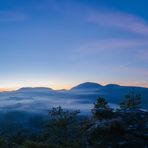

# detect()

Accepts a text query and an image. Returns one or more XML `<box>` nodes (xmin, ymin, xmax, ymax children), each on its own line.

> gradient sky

<box><xmin>0</xmin><ymin>0</ymin><xmax>148</xmax><ymax>90</ymax></box>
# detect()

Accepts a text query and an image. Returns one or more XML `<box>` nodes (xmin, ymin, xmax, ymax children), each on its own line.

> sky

<box><xmin>0</xmin><ymin>0</ymin><xmax>148</xmax><ymax>90</ymax></box>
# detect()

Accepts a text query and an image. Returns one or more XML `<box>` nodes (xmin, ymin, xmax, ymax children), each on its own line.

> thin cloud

<box><xmin>0</xmin><ymin>11</ymin><xmax>28</xmax><ymax>22</ymax></box>
<box><xmin>88</xmin><ymin>10</ymin><xmax>148</xmax><ymax>36</ymax></box>
<box><xmin>76</xmin><ymin>39</ymin><xmax>148</xmax><ymax>54</ymax></box>
<box><xmin>136</xmin><ymin>49</ymin><xmax>148</xmax><ymax>61</ymax></box>
<box><xmin>38</xmin><ymin>0</ymin><xmax>148</xmax><ymax>36</ymax></box>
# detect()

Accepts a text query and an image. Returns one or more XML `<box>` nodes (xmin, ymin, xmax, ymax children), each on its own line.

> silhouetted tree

<box><xmin>120</xmin><ymin>89</ymin><xmax>142</xmax><ymax>110</ymax></box>
<box><xmin>0</xmin><ymin>137</ymin><xmax>8</xmax><ymax>148</ymax></box>
<box><xmin>22</xmin><ymin>140</ymin><xmax>49</xmax><ymax>148</ymax></box>
<box><xmin>92</xmin><ymin>97</ymin><xmax>113</xmax><ymax>120</ymax></box>
<box><xmin>45</xmin><ymin>106</ymin><xmax>81</xmax><ymax>148</ymax></box>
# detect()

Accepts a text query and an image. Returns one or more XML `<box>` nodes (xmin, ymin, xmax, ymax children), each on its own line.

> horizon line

<box><xmin>0</xmin><ymin>82</ymin><xmax>148</xmax><ymax>92</ymax></box>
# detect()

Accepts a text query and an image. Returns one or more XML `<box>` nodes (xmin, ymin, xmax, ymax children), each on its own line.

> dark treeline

<box><xmin>0</xmin><ymin>90</ymin><xmax>148</xmax><ymax>148</ymax></box>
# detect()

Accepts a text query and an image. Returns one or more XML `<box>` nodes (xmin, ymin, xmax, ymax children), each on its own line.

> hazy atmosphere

<box><xmin>0</xmin><ymin>1</ymin><xmax>148</xmax><ymax>147</ymax></box>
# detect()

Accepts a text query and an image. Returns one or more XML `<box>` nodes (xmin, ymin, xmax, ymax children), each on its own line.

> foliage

<box><xmin>120</xmin><ymin>89</ymin><xmax>142</xmax><ymax>110</ymax></box>
<box><xmin>0</xmin><ymin>93</ymin><xmax>147</xmax><ymax>147</ymax></box>
<box><xmin>45</xmin><ymin>106</ymin><xmax>81</xmax><ymax>148</ymax></box>
<box><xmin>21</xmin><ymin>140</ymin><xmax>49</xmax><ymax>148</ymax></box>
<box><xmin>0</xmin><ymin>137</ymin><xmax>8</xmax><ymax>148</ymax></box>
<box><xmin>92</xmin><ymin>97</ymin><xmax>113</xmax><ymax>120</ymax></box>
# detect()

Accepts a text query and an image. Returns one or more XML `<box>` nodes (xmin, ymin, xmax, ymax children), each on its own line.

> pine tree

<box><xmin>45</xmin><ymin>106</ymin><xmax>81</xmax><ymax>148</ymax></box>
<box><xmin>92</xmin><ymin>97</ymin><xmax>113</xmax><ymax>120</ymax></box>
<box><xmin>120</xmin><ymin>89</ymin><xmax>142</xmax><ymax>110</ymax></box>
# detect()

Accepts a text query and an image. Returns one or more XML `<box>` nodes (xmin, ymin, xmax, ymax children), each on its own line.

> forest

<box><xmin>0</xmin><ymin>91</ymin><xmax>148</xmax><ymax>148</ymax></box>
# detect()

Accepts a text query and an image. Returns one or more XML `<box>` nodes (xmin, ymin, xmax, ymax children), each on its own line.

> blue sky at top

<box><xmin>0</xmin><ymin>0</ymin><xmax>148</xmax><ymax>90</ymax></box>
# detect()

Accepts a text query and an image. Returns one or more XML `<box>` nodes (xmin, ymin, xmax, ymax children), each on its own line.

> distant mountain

<box><xmin>0</xmin><ymin>82</ymin><xmax>147</xmax><ymax>113</ymax></box>
<box><xmin>57</xmin><ymin>89</ymin><xmax>67</xmax><ymax>92</ymax></box>
<box><xmin>105</xmin><ymin>84</ymin><xmax>121</xmax><ymax>87</ymax></box>
<box><xmin>70</xmin><ymin>82</ymin><xmax>148</xmax><ymax>108</ymax></box>
<box><xmin>71</xmin><ymin>82</ymin><xmax>103</xmax><ymax>91</ymax></box>
<box><xmin>17</xmin><ymin>87</ymin><xmax>53</xmax><ymax>92</ymax></box>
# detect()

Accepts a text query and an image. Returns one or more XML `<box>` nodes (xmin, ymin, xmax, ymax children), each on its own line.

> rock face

<box><xmin>85</xmin><ymin>110</ymin><xmax>148</xmax><ymax>147</ymax></box>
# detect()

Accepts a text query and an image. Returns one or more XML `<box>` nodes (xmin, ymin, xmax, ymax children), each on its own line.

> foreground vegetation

<box><xmin>0</xmin><ymin>90</ymin><xmax>148</xmax><ymax>148</ymax></box>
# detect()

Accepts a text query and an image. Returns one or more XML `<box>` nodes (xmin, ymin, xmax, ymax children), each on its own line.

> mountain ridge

<box><xmin>17</xmin><ymin>87</ymin><xmax>53</xmax><ymax>92</ymax></box>
<box><xmin>1</xmin><ymin>82</ymin><xmax>148</xmax><ymax>93</ymax></box>
<box><xmin>70</xmin><ymin>82</ymin><xmax>103</xmax><ymax>91</ymax></box>
<box><xmin>0</xmin><ymin>82</ymin><xmax>147</xmax><ymax>111</ymax></box>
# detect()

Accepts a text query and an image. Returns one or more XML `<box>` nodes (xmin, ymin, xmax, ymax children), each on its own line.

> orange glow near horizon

<box><xmin>0</xmin><ymin>82</ymin><xmax>148</xmax><ymax>92</ymax></box>
<box><xmin>0</xmin><ymin>84</ymin><xmax>75</xmax><ymax>92</ymax></box>
<box><xmin>0</xmin><ymin>88</ymin><xmax>17</xmax><ymax>92</ymax></box>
